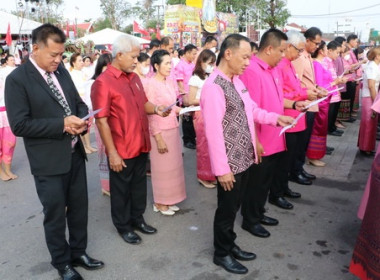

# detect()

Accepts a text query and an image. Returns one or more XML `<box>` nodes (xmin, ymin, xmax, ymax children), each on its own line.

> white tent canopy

<box><xmin>78</xmin><ymin>28</ymin><xmax>150</xmax><ymax>45</ymax></box>
<box><xmin>0</xmin><ymin>11</ymin><xmax>42</xmax><ymax>35</ymax></box>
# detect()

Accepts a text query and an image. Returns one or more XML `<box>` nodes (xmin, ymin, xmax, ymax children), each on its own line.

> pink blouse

<box><xmin>322</xmin><ymin>57</ymin><xmax>341</xmax><ymax>103</ymax></box>
<box><xmin>144</xmin><ymin>76</ymin><xmax>180</xmax><ymax>136</ymax></box>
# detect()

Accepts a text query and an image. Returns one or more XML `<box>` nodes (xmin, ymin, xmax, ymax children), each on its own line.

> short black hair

<box><xmin>32</xmin><ymin>23</ymin><xmax>66</xmax><ymax>46</ymax></box>
<box><xmin>216</xmin><ymin>34</ymin><xmax>250</xmax><ymax>66</ymax></box>
<box><xmin>150</xmin><ymin>49</ymin><xmax>170</xmax><ymax>72</ymax></box>
<box><xmin>347</xmin><ymin>34</ymin><xmax>358</xmax><ymax>43</ymax></box>
<box><xmin>149</xmin><ymin>39</ymin><xmax>161</xmax><ymax>50</ymax></box>
<box><xmin>160</xmin><ymin>36</ymin><xmax>173</xmax><ymax>47</ymax></box>
<box><xmin>250</xmin><ymin>42</ymin><xmax>258</xmax><ymax>51</ymax></box>
<box><xmin>327</xmin><ymin>41</ymin><xmax>340</xmax><ymax>50</ymax></box>
<box><xmin>5</xmin><ymin>55</ymin><xmax>14</xmax><ymax>62</ymax></box>
<box><xmin>137</xmin><ymin>52</ymin><xmax>150</xmax><ymax>63</ymax></box>
<box><xmin>304</xmin><ymin>27</ymin><xmax>322</xmax><ymax>40</ymax></box>
<box><xmin>184</xmin><ymin>44</ymin><xmax>197</xmax><ymax>54</ymax></box>
<box><xmin>258</xmin><ymin>28</ymin><xmax>288</xmax><ymax>51</ymax></box>
<box><xmin>334</xmin><ymin>36</ymin><xmax>346</xmax><ymax>45</ymax></box>
<box><xmin>178</xmin><ymin>49</ymin><xmax>184</xmax><ymax>58</ymax></box>
<box><xmin>203</xmin><ymin>36</ymin><xmax>217</xmax><ymax>47</ymax></box>
<box><xmin>354</xmin><ymin>47</ymin><xmax>364</xmax><ymax>60</ymax></box>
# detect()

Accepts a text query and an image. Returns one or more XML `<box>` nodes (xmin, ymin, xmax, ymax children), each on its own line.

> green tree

<box><xmin>255</xmin><ymin>0</ymin><xmax>290</xmax><ymax>28</ymax></box>
<box><xmin>93</xmin><ymin>17</ymin><xmax>113</xmax><ymax>32</ymax></box>
<box><xmin>99</xmin><ymin>0</ymin><xmax>127</xmax><ymax>30</ymax></box>
<box><xmin>166</xmin><ymin>0</ymin><xmax>186</xmax><ymax>4</ymax></box>
<box><xmin>122</xmin><ymin>24</ymin><xmax>133</xmax><ymax>34</ymax></box>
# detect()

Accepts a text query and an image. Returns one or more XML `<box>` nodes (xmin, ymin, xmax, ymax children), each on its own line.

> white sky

<box><xmin>2</xmin><ymin>0</ymin><xmax>379</xmax><ymax>40</ymax></box>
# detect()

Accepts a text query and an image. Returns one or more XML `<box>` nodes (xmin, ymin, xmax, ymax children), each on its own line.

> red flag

<box><xmin>133</xmin><ymin>21</ymin><xmax>149</xmax><ymax>36</ymax></box>
<box><xmin>5</xmin><ymin>23</ymin><xmax>12</xmax><ymax>46</ymax></box>
<box><xmin>156</xmin><ymin>26</ymin><xmax>161</xmax><ymax>40</ymax></box>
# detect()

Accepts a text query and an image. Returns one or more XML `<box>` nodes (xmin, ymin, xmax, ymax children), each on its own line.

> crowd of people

<box><xmin>1</xmin><ymin>22</ymin><xmax>380</xmax><ymax>280</ymax></box>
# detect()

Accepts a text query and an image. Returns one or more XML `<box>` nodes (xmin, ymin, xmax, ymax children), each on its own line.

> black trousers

<box><xmin>214</xmin><ymin>166</ymin><xmax>251</xmax><ymax>257</ymax></box>
<box><xmin>293</xmin><ymin>111</ymin><xmax>315</xmax><ymax>174</ymax></box>
<box><xmin>346</xmin><ymin>81</ymin><xmax>357</xmax><ymax>115</ymax></box>
<box><xmin>269</xmin><ymin>151</ymin><xmax>289</xmax><ymax>199</ymax></box>
<box><xmin>241</xmin><ymin>155</ymin><xmax>277</xmax><ymax>227</ymax></box>
<box><xmin>328</xmin><ymin>102</ymin><xmax>341</xmax><ymax>133</ymax></box>
<box><xmin>110</xmin><ymin>153</ymin><xmax>148</xmax><ymax>234</ymax></box>
<box><xmin>182</xmin><ymin>114</ymin><xmax>196</xmax><ymax>145</ymax></box>
<box><xmin>285</xmin><ymin>130</ymin><xmax>307</xmax><ymax>178</ymax></box>
<box><xmin>34</xmin><ymin>148</ymin><xmax>88</xmax><ymax>270</ymax></box>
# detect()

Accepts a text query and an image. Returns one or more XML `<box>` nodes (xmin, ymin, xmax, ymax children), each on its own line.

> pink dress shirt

<box><xmin>334</xmin><ymin>56</ymin><xmax>347</xmax><ymax>92</ymax></box>
<box><xmin>144</xmin><ymin>77</ymin><xmax>180</xmax><ymax>136</ymax></box>
<box><xmin>174</xmin><ymin>58</ymin><xmax>195</xmax><ymax>93</ymax></box>
<box><xmin>240</xmin><ymin>56</ymin><xmax>286</xmax><ymax>156</ymax></box>
<box><xmin>276</xmin><ymin>58</ymin><xmax>307</xmax><ymax>132</ymax></box>
<box><xmin>313</xmin><ymin>60</ymin><xmax>335</xmax><ymax>92</ymax></box>
<box><xmin>322</xmin><ymin>57</ymin><xmax>341</xmax><ymax>103</ymax></box>
<box><xmin>346</xmin><ymin>50</ymin><xmax>359</xmax><ymax>81</ymax></box>
<box><xmin>201</xmin><ymin>68</ymin><xmax>279</xmax><ymax>176</ymax></box>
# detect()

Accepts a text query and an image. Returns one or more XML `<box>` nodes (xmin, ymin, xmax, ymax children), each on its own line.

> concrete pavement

<box><xmin>0</xmin><ymin>117</ymin><xmax>372</xmax><ymax>280</ymax></box>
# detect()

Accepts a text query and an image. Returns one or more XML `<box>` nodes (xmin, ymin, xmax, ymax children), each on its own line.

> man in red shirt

<box><xmin>91</xmin><ymin>35</ymin><xmax>170</xmax><ymax>245</ymax></box>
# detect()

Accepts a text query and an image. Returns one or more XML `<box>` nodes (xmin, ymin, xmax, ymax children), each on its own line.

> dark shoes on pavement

<box><xmin>72</xmin><ymin>254</ymin><xmax>104</xmax><ymax>271</ymax></box>
<box><xmin>242</xmin><ymin>223</ymin><xmax>270</xmax><ymax>238</ymax></box>
<box><xmin>301</xmin><ymin>170</ymin><xmax>316</xmax><ymax>180</ymax></box>
<box><xmin>328</xmin><ymin>130</ymin><xmax>343</xmax><ymax>136</ymax></box>
<box><xmin>133</xmin><ymin>221</ymin><xmax>157</xmax><ymax>234</ymax></box>
<box><xmin>289</xmin><ymin>173</ymin><xmax>312</xmax><ymax>185</ymax></box>
<box><xmin>120</xmin><ymin>231</ymin><xmax>142</xmax><ymax>245</ymax></box>
<box><xmin>269</xmin><ymin>197</ymin><xmax>294</xmax><ymax>210</ymax></box>
<box><xmin>284</xmin><ymin>188</ymin><xmax>301</xmax><ymax>199</ymax></box>
<box><xmin>58</xmin><ymin>265</ymin><xmax>83</xmax><ymax>280</ymax></box>
<box><xmin>260</xmin><ymin>215</ymin><xmax>279</xmax><ymax>226</ymax></box>
<box><xmin>213</xmin><ymin>245</ymin><xmax>256</xmax><ymax>274</ymax></box>
<box><xmin>184</xmin><ymin>142</ymin><xmax>196</xmax><ymax>149</ymax></box>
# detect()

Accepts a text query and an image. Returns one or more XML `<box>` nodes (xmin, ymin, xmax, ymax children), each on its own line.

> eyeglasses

<box><xmin>291</xmin><ymin>44</ymin><xmax>304</xmax><ymax>53</ymax></box>
<box><xmin>309</xmin><ymin>39</ymin><xmax>321</xmax><ymax>47</ymax></box>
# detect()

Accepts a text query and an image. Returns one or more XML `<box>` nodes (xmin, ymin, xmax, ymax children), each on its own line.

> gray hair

<box><xmin>286</xmin><ymin>30</ymin><xmax>306</xmax><ymax>46</ymax></box>
<box><xmin>112</xmin><ymin>35</ymin><xmax>140</xmax><ymax>58</ymax></box>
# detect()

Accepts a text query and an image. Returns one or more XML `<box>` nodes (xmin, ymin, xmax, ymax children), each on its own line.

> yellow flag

<box><xmin>186</xmin><ymin>0</ymin><xmax>202</xmax><ymax>8</ymax></box>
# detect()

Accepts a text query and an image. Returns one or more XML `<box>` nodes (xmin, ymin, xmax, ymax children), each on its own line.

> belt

<box><xmin>0</xmin><ymin>106</ymin><xmax>6</xmax><ymax>112</ymax></box>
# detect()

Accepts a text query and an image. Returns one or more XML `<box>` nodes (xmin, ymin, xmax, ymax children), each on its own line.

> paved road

<box><xmin>0</xmin><ymin>118</ymin><xmax>371</xmax><ymax>280</ymax></box>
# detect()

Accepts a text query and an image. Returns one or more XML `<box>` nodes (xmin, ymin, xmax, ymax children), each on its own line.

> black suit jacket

<box><xmin>4</xmin><ymin>59</ymin><xmax>88</xmax><ymax>176</ymax></box>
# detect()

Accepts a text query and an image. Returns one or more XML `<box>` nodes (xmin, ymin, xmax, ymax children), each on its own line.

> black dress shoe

<box><xmin>231</xmin><ymin>246</ymin><xmax>256</xmax><ymax>261</ymax></box>
<box><xmin>213</xmin><ymin>255</ymin><xmax>248</xmax><ymax>274</ymax></box>
<box><xmin>328</xmin><ymin>130</ymin><xmax>343</xmax><ymax>136</ymax></box>
<box><xmin>120</xmin><ymin>231</ymin><xmax>142</xmax><ymax>245</ymax></box>
<box><xmin>72</xmin><ymin>254</ymin><xmax>104</xmax><ymax>271</ymax></box>
<box><xmin>260</xmin><ymin>215</ymin><xmax>279</xmax><ymax>226</ymax></box>
<box><xmin>284</xmin><ymin>188</ymin><xmax>301</xmax><ymax>199</ymax></box>
<box><xmin>343</xmin><ymin>117</ymin><xmax>356</xmax><ymax>123</ymax></box>
<box><xmin>301</xmin><ymin>170</ymin><xmax>316</xmax><ymax>180</ymax></box>
<box><xmin>133</xmin><ymin>221</ymin><xmax>157</xmax><ymax>234</ymax></box>
<box><xmin>289</xmin><ymin>173</ymin><xmax>312</xmax><ymax>185</ymax></box>
<box><xmin>242</xmin><ymin>223</ymin><xmax>270</xmax><ymax>238</ymax></box>
<box><xmin>325</xmin><ymin>149</ymin><xmax>333</xmax><ymax>155</ymax></box>
<box><xmin>58</xmin><ymin>265</ymin><xmax>83</xmax><ymax>280</ymax></box>
<box><xmin>326</xmin><ymin>146</ymin><xmax>335</xmax><ymax>152</ymax></box>
<box><xmin>269</xmin><ymin>197</ymin><xmax>294</xmax><ymax>210</ymax></box>
<box><xmin>184</xmin><ymin>142</ymin><xmax>196</xmax><ymax>149</ymax></box>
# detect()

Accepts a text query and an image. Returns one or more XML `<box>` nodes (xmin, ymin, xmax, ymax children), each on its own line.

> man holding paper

<box><xmin>240</xmin><ymin>29</ymin><xmax>308</xmax><ymax>240</ymax></box>
<box><xmin>5</xmin><ymin>24</ymin><xmax>104</xmax><ymax>279</ymax></box>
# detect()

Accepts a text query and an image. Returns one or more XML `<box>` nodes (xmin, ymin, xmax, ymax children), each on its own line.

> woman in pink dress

<box><xmin>187</xmin><ymin>49</ymin><xmax>216</xmax><ymax>188</ymax></box>
<box><xmin>145</xmin><ymin>50</ymin><xmax>186</xmax><ymax>216</ymax></box>
<box><xmin>307</xmin><ymin>41</ymin><xmax>345</xmax><ymax>166</ymax></box>
<box><xmin>357</xmin><ymin>46</ymin><xmax>380</xmax><ymax>155</ymax></box>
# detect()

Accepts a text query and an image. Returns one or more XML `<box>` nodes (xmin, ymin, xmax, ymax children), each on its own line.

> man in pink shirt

<box><xmin>240</xmin><ymin>29</ymin><xmax>308</xmax><ymax>239</ymax></box>
<box><xmin>345</xmin><ymin>34</ymin><xmax>360</xmax><ymax>122</ymax></box>
<box><xmin>174</xmin><ymin>44</ymin><xmax>197</xmax><ymax>149</ymax></box>
<box><xmin>291</xmin><ymin>27</ymin><xmax>327</xmax><ymax>184</ymax></box>
<box><xmin>201</xmin><ymin>34</ymin><xmax>293</xmax><ymax>275</ymax></box>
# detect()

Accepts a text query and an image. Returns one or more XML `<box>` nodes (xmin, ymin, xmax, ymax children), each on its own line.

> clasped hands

<box><xmin>64</xmin><ymin>115</ymin><xmax>88</xmax><ymax>135</ymax></box>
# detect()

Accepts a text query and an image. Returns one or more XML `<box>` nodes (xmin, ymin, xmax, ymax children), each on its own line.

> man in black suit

<box><xmin>5</xmin><ymin>23</ymin><xmax>103</xmax><ymax>280</ymax></box>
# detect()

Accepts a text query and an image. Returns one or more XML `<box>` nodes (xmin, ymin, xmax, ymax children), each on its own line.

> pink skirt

<box><xmin>358</xmin><ymin>97</ymin><xmax>377</xmax><ymax>152</ymax></box>
<box><xmin>150</xmin><ymin>128</ymin><xmax>186</xmax><ymax>205</ymax></box>
<box><xmin>94</xmin><ymin>126</ymin><xmax>110</xmax><ymax>193</ymax></box>
<box><xmin>306</xmin><ymin>97</ymin><xmax>331</xmax><ymax>160</ymax></box>
<box><xmin>193</xmin><ymin>111</ymin><xmax>216</xmax><ymax>182</ymax></box>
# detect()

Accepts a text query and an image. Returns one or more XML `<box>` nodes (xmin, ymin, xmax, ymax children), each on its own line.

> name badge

<box><xmin>242</xmin><ymin>89</ymin><xmax>248</xmax><ymax>94</ymax></box>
